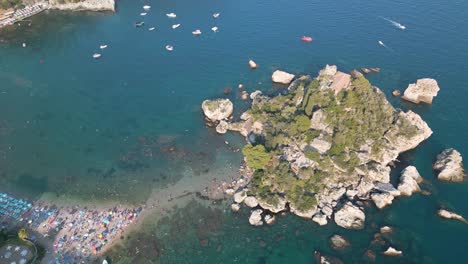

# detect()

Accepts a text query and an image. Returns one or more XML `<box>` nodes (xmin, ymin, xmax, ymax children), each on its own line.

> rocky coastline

<box><xmin>201</xmin><ymin>65</ymin><xmax>438</xmax><ymax>229</ymax></box>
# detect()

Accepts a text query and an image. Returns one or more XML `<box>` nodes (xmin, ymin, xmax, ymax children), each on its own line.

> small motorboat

<box><xmin>301</xmin><ymin>36</ymin><xmax>313</xmax><ymax>42</ymax></box>
<box><xmin>100</xmin><ymin>45</ymin><xmax>108</xmax><ymax>49</ymax></box>
<box><xmin>143</xmin><ymin>5</ymin><xmax>151</xmax><ymax>10</ymax></box>
<box><xmin>148</xmin><ymin>27</ymin><xmax>156</xmax><ymax>31</ymax></box>
<box><xmin>192</xmin><ymin>29</ymin><xmax>202</xmax><ymax>35</ymax></box>
<box><xmin>166</xmin><ymin>13</ymin><xmax>177</xmax><ymax>18</ymax></box>
<box><xmin>172</xmin><ymin>24</ymin><xmax>180</xmax><ymax>29</ymax></box>
<box><xmin>211</xmin><ymin>26</ymin><xmax>218</xmax><ymax>32</ymax></box>
<box><xmin>140</xmin><ymin>12</ymin><xmax>147</xmax><ymax>16</ymax></box>
<box><xmin>134</xmin><ymin>21</ymin><xmax>145</xmax><ymax>27</ymax></box>
<box><xmin>378</xmin><ymin>40</ymin><xmax>384</xmax><ymax>46</ymax></box>
<box><xmin>93</xmin><ymin>53</ymin><xmax>101</xmax><ymax>59</ymax></box>
<box><xmin>213</xmin><ymin>13</ymin><xmax>220</xmax><ymax>18</ymax></box>
<box><xmin>165</xmin><ymin>45</ymin><xmax>174</xmax><ymax>51</ymax></box>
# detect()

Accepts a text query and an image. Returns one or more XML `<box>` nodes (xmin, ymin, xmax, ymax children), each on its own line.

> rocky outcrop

<box><xmin>244</xmin><ymin>196</ymin><xmax>259</xmax><ymax>208</ymax></box>
<box><xmin>272</xmin><ymin>70</ymin><xmax>295</xmax><ymax>84</ymax></box>
<box><xmin>314</xmin><ymin>251</ymin><xmax>344</xmax><ymax>264</ymax></box>
<box><xmin>330</xmin><ymin>234</ymin><xmax>350</xmax><ymax>251</ymax></box>
<box><xmin>433</xmin><ymin>148</ymin><xmax>465</xmax><ymax>182</ymax></box>
<box><xmin>383</xmin><ymin>247</ymin><xmax>402</xmax><ymax>257</ymax></box>
<box><xmin>289</xmin><ymin>204</ymin><xmax>317</xmax><ymax>218</ymax></box>
<box><xmin>49</xmin><ymin>0</ymin><xmax>115</xmax><ymax>11</ymax></box>
<box><xmin>249</xmin><ymin>209</ymin><xmax>263</xmax><ymax>226</ymax></box>
<box><xmin>380</xmin><ymin>226</ymin><xmax>392</xmax><ymax>233</ymax></box>
<box><xmin>398</xmin><ymin>166</ymin><xmax>423</xmax><ymax>196</ymax></box>
<box><xmin>402</xmin><ymin>78</ymin><xmax>440</xmax><ymax>104</ymax></box>
<box><xmin>201</xmin><ymin>99</ymin><xmax>233</xmax><ymax>122</ymax></box>
<box><xmin>257</xmin><ymin>197</ymin><xmax>287</xmax><ymax>213</ymax></box>
<box><xmin>437</xmin><ymin>209</ymin><xmax>468</xmax><ymax>224</ymax></box>
<box><xmin>334</xmin><ymin>202</ymin><xmax>365</xmax><ymax>229</ymax></box>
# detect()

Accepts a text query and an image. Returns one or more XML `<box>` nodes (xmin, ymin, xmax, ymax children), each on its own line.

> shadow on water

<box><xmin>12</xmin><ymin>173</ymin><xmax>48</xmax><ymax>198</ymax></box>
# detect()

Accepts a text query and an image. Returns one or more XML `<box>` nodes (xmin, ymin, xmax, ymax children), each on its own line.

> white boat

<box><xmin>100</xmin><ymin>45</ymin><xmax>108</xmax><ymax>49</ymax></box>
<box><xmin>143</xmin><ymin>5</ymin><xmax>151</xmax><ymax>10</ymax></box>
<box><xmin>165</xmin><ymin>45</ymin><xmax>174</xmax><ymax>51</ymax></box>
<box><xmin>213</xmin><ymin>13</ymin><xmax>220</xmax><ymax>18</ymax></box>
<box><xmin>211</xmin><ymin>26</ymin><xmax>218</xmax><ymax>32</ymax></box>
<box><xmin>378</xmin><ymin>40</ymin><xmax>384</xmax><ymax>46</ymax></box>
<box><xmin>166</xmin><ymin>13</ymin><xmax>177</xmax><ymax>18</ymax></box>
<box><xmin>140</xmin><ymin>12</ymin><xmax>147</xmax><ymax>16</ymax></box>
<box><xmin>148</xmin><ymin>27</ymin><xmax>155</xmax><ymax>31</ymax></box>
<box><xmin>172</xmin><ymin>24</ymin><xmax>180</xmax><ymax>29</ymax></box>
<box><xmin>192</xmin><ymin>29</ymin><xmax>202</xmax><ymax>35</ymax></box>
<box><xmin>93</xmin><ymin>53</ymin><xmax>102</xmax><ymax>59</ymax></box>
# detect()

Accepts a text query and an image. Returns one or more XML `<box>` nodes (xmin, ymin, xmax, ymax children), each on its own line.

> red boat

<box><xmin>301</xmin><ymin>36</ymin><xmax>313</xmax><ymax>42</ymax></box>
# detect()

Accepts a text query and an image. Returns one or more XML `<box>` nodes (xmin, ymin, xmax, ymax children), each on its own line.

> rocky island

<box><xmin>202</xmin><ymin>65</ymin><xmax>433</xmax><ymax>228</ymax></box>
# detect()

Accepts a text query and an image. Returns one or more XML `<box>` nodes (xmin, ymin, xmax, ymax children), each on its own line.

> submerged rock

<box><xmin>402</xmin><ymin>78</ymin><xmax>440</xmax><ymax>104</ymax></box>
<box><xmin>272</xmin><ymin>70</ymin><xmax>295</xmax><ymax>84</ymax></box>
<box><xmin>334</xmin><ymin>202</ymin><xmax>365</xmax><ymax>229</ymax></box>
<box><xmin>330</xmin><ymin>234</ymin><xmax>350</xmax><ymax>251</ymax></box>
<box><xmin>249</xmin><ymin>209</ymin><xmax>263</xmax><ymax>226</ymax></box>
<box><xmin>437</xmin><ymin>209</ymin><xmax>468</xmax><ymax>224</ymax></box>
<box><xmin>433</xmin><ymin>148</ymin><xmax>466</xmax><ymax>182</ymax></box>
<box><xmin>314</xmin><ymin>251</ymin><xmax>344</xmax><ymax>264</ymax></box>
<box><xmin>383</xmin><ymin>247</ymin><xmax>403</xmax><ymax>257</ymax></box>
<box><xmin>201</xmin><ymin>99</ymin><xmax>233</xmax><ymax>122</ymax></box>
<box><xmin>398</xmin><ymin>166</ymin><xmax>423</xmax><ymax>196</ymax></box>
<box><xmin>380</xmin><ymin>226</ymin><xmax>392</xmax><ymax>234</ymax></box>
<box><xmin>392</xmin><ymin>90</ymin><xmax>401</xmax><ymax>96</ymax></box>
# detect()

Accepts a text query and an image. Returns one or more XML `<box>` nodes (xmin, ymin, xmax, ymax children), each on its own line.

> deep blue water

<box><xmin>1</xmin><ymin>0</ymin><xmax>467</xmax><ymax>263</ymax></box>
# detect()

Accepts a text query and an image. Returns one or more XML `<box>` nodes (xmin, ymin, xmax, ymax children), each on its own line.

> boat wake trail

<box><xmin>379</xmin><ymin>16</ymin><xmax>406</xmax><ymax>30</ymax></box>
<box><xmin>378</xmin><ymin>40</ymin><xmax>397</xmax><ymax>53</ymax></box>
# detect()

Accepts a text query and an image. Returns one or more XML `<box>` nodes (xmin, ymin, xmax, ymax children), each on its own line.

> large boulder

<box><xmin>383</xmin><ymin>247</ymin><xmax>403</xmax><ymax>257</ymax></box>
<box><xmin>334</xmin><ymin>202</ymin><xmax>365</xmax><ymax>229</ymax></box>
<box><xmin>272</xmin><ymin>70</ymin><xmax>295</xmax><ymax>84</ymax></box>
<box><xmin>433</xmin><ymin>148</ymin><xmax>465</xmax><ymax>182</ymax></box>
<box><xmin>289</xmin><ymin>204</ymin><xmax>317</xmax><ymax>219</ymax></box>
<box><xmin>233</xmin><ymin>190</ymin><xmax>247</xmax><ymax>203</ymax></box>
<box><xmin>244</xmin><ymin>196</ymin><xmax>259</xmax><ymax>208</ymax></box>
<box><xmin>249</xmin><ymin>209</ymin><xmax>263</xmax><ymax>226</ymax></box>
<box><xmin>398</xmin><ymin>166</ymin><xmax>423</xmax><ymax>196</ymax></box>
<box><xmin>312</xmin><ymin>212</ymin><xmax>328</xmax><ymax>226</ymax></box>
<box><xmin>371</xmin><ymin>192</ymin><xmax>395</xmax><ymax>209</ymax></box>
<box><xmin>437</xmin><ymin>209</ymin><xmax>468</xmax><ymax>224</ymax></box>
<box><xmin>402</xmin><ymin>78</ymin><xmax>440</xmax><ymax>104</ymax></box>
<box><xmin>215</xmin><ymin>120</ymin><xmax>229</xmax><ymax>134</ymax></box>
<box><xmin>201</xmin><ymin>99</ymin><xmax>233</xmax><ymax>122</ymax></box>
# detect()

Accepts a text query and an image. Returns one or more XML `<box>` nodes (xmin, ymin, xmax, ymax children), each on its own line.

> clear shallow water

<box><xmin>1</xmin><ymin>0</ymin><xmax>467</xmax><ymax>263</ymax></box>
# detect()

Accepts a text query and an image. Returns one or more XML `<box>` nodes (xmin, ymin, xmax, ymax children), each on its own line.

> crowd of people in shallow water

<box><xmin>0</xmin><ymin>192</ymin><xmax>142</xmax><ymax>263</ymax></box>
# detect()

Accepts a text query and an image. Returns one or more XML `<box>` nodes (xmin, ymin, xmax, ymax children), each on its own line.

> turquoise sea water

<box><xmin>1</xmin><ymin>0</ymin><xmax>467</xmax><ymax>263</ymax></box>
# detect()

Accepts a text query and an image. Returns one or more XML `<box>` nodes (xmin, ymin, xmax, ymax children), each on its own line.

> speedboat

<box><xmin>166</xmin><ymin>13</ymin><xmax>177</xmax><ymax>18</ymax></box>
<box><xmin>93</xmin><ymin>53</ymin><xmax>101</xmax><ymax>59</ymax></box>
<box><xmin>211</xmin><ymin>26</ymin><xmax>218</xmax><ymax>32</ymax></box>
<box><xmin>143</xmin><ymin>5</ymin><xmax>151</xmax><ymax>10</ymax></box>
<box><xmin>134</xmin><ymin>21</ymin><xmax>145</xmax><ymax>27</ymax></box>
<box><xmin>100</xmin><ymin>45</ymin><xmax>108</xmax><ymax>49</ymax></box>
<box><xmin>148</xmin><ymin>27</ymin><xmax>155</xmax><ymax>31</ymax></box>
<box><xmin>301</xmin><ymin>36</ymin><xmax>313</xmax><ymax>42</ymax></box>
<box><xmin>213</xmin><ymin>13</ymin><xmax>220</xmax><ymax>18</ymax></box>
<box><xmin>140</xmin><ymin>12</ymin><xmax>147</xmax><ymax>16</ymax></box>
<box><xmin>172</xmin><ymin>24</ymin><xmax>180</xmax><ymax>29</ymax></box>
<box><xmin>378</xmin><ymin>40</ymin><xmax>384</xmax><ymax>46</ymax></box>
<box><xmin>192</xmin><ymin>29</ymin><xmax>202</xmax><ymax>35</ymax></box>
<box><xmin>165</xmin><ymin>45</ymin><xmax>174</xmax><ymax>51</ymax></box>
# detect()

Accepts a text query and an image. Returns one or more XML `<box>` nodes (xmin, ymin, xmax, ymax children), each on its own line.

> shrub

<box><xmin>242</xmin><ymin>144</ymin><xmax>272</xmax><ymax>170</ymax></box>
